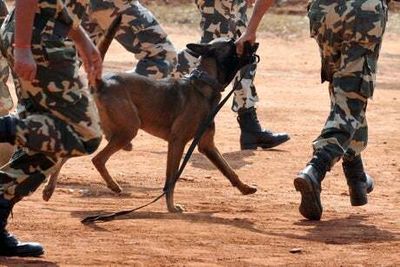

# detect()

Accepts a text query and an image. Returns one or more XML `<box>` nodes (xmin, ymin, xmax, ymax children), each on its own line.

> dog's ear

<box><xmin>186</xmin><ymin>43</ymin><xmax>210</xmax><ymax>56</ymax></box>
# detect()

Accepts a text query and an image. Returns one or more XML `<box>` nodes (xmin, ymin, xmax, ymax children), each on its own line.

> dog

<box><xmin>43</xmin><ymin>16</ymin><xmax>259</xmax><ymax>212</ymax></box>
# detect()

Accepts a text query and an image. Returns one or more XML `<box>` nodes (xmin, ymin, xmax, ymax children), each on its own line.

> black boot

<box><xmin>0</xmin><ymin>115</ymin><xmax>17</xmax><ymax>144</ymax></box>
<box><xmin>294</xmin><ymin>150</ymin><xmax>332</xmax><ymax>220</ymax></box>
<box><xmin>342</xmin><ymin>155</ymin><xmax>374</xmax><ymax>206</ymax></box>
<box><xmin>0</xmin><ymin>199</ymin><xmax>44</xmax><ymax>257</ymax></box>
<box><xmin>237</xmin><ymin>107</ymin><xmax>289</xmax><ymax>150</ymax></box>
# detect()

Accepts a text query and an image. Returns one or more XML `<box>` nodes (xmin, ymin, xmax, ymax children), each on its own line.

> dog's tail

<box><xmin>92</xmin><ymin>15</ymin><xmax>122</xmax><ymax>91</ymax></box>
<box><xmin>97</xmin><ymin>14</ymin><xmax>122</xmax><ymax>61</ymax></box>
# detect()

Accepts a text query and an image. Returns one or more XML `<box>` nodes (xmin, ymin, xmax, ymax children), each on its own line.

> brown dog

<box><xmin>43</xmin><ymin>17</ymin><xmax>258</xmax><ymax>212</ymax></box>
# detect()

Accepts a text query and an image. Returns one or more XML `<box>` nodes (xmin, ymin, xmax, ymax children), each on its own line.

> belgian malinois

<box><xmin>43</xmin><ymin>16</ymin><xmax>258</xmax><ymax>212</ymax></box>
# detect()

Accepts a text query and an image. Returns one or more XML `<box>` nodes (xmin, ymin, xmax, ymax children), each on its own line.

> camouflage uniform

<box><xmin>294</xmin><ymin>0</ymin><xmax>387</xmax><ymax>221</ymax></box>
<box><xmin>308</xmin><ymin>0</ymin><xmax>388</xmax><ymax>164</ymax></box>
<box><xmin>84</xmin><ymin>0</ymin><xmax>177</xmax><ymax>79</ymax></box>
<box><xmin>0</xmin><ymin>0</ymin><xmax>13</xmax><ymax>114</ymax></box>
<box><xmin>0</xmin><ymin>0</ymin><xmax>102</xmax><ymax>203</ymax></box>
<box><xmin>175</xmin><ymin>0</ymin><xmax>258</xmax><ymax>112</ymax></box>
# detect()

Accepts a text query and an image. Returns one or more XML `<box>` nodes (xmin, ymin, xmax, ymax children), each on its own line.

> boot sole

<box><xmin>241</xmin><ymin>136</ymin><xmax>290</xmax><ymax>150</ymax></box>
<box><xmin>294</xmin><ymin>174</ymin><xmax>322</xmax><ymax>221</ymax></box>
<box><xmin>350</xmin><ymin>194</ymin><xmax>368</xmax><ymax>206</ymax></box>
<box><xmin>0</xmin><ymin>249</ymin><xmax>44</xmax><ymax>257</ymax></box>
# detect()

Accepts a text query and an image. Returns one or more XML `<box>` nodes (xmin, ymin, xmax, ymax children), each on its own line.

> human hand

<box><xmin>13</xmin><ymin>47</ymin><xmax>37</xmax><ymax>81</ymax></box>
<box><xmin>245</xmin><ymin>0</ymin><xmax>256</xmax><ymax>7</ymax></box>
<box><xmin>236</xmin><ymin>31</ymin><xmax>256</xmax><ymax>55</ymax></box>
<box><xmin>70</xmin><ymin>26</ymin><xmax>102</xmax><ymax>86</ymax></box>
<box><xmin>76</xmin><ymin>37</ymin><xmax>102</xmax><ymax>86</ymax></box>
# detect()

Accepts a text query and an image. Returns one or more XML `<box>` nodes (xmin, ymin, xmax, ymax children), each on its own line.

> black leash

<box><xmin>81</xmin><ymin>62</ymin><xmax>256</xmax><ymax>224</ymax></box>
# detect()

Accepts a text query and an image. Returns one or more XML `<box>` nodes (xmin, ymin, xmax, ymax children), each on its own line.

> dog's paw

<box><xmin>239</xmin><ymin>184</ymin><xmax>257</xmax><ymax>195</ymax></box>
<box><xmin>168</xmin><ymin>204</ymin><xmax>185</xmax><ymax>213</ymax></box>
<box><xmin>122</xmin><ymin>143</ymin><xmax>133</xmax><ymax>151</ymax></box>
<box><xmin>42</xmin><ymin>186</ymin><xmax>55</xmax><ymax>202</ymax></box>
<box><xmin>107</xmin><ymin>183</ymin><xmax>122</xmax><ymax>194</ymax></box>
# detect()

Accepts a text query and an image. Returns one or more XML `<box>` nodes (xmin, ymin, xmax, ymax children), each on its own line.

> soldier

<box><xmin>175</xmin><ymin>0</ymin><xmax>290</xmax><ymax>150</ymax></box>
<box><xmin>238</xmin><ymin>0</ymin><xmax>388</xmax><ymax>220</ymax></box>
<box><xmin>0</xmin><ymin>0</ymin><xmax>103</xmax><ymax>257</ymax></box>
<box><xmin>293</xmin><ymin>0</ymin><xmax>387</xmax><ymax>220</ymax></box>
<box><xmin>83</xmin><ymin>0</ymin><xmax>177</xmax><ymax>79</ymax></box>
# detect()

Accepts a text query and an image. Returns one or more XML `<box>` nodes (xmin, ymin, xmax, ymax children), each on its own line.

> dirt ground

<box><xmin>1</xmin><ymin>24</ymin><xmax>399</xmax><ymax>266</ymax></box>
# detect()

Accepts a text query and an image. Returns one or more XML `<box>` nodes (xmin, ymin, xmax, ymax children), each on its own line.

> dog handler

<box><xmin>0</xmin><ymin>0</ymin><xmax>103</xmax><ymax>256</ymax></box>
<box><xmin>83</xmin><ymin>0</ymin><xmax>177</xmax><ymax>79</ymax></box>
<box><xmin>175</xmin><ymin>0</ymin><xmax>289</xmax><ymax>150</ymax></box>
<box><xmin>238</xmin><ymin>0</ymin><xmax>388</xmax><ymax>220</ymax></box>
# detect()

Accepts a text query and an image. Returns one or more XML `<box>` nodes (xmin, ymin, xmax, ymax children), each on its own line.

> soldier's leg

<box><xmin>0</xmin><ymin>148</ymin><xmax>60</xmax><ymax>256</ymax></box>
<box><xmin>295</xmin><ymin>0</ymin><xmax>387</xmax><ymax>220</ymax></box>
<box><xmin>0</xmin><ymin>149</ymin><xmax>58</xmax><ymax>204</ymax></box>
<box><xmin>174</xmin><ymin>0</ymin><xmax>236</xmax><ymax>76</ymax></box>
<box><xmin>88</xmin><ymin>0</ymin><xmax>177</xmax><ymax>79</ymax></box>
<box><xmin>231</xmin><ymin>1</ymin><xmax>289</xmax><ymax>149</ymax></box>
<box><xmin>342</xmin><ymin>114</ymin><xmax>374</xmax><ymax>206</ymax></box>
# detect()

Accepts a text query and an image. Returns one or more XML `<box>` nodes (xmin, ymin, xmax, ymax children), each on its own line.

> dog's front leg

<box><xmin>198</xmin><ymin>126</ymin><xmax>257</xmax><ymax>195</ymax></box>
<box><xmin>164</xmin><ymin>137</ymin><xmax>186</xmax><ymax>213</ymax></box>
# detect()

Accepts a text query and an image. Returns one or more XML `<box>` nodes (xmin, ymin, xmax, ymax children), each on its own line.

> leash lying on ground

<box><xmin>81</xmin><ymin>58</ymin><xmax>258</xmax><ymax>224</ymax></box>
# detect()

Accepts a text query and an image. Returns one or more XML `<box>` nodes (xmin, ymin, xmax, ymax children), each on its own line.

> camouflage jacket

<box><xmin>33</xmin><ymin>0</ymin><xmax>88</xmax><ymax>40</ymax></box>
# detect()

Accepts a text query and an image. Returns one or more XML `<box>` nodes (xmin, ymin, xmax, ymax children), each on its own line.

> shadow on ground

<box><xmin>273</xmin><ymin>215</ymin><xmax>400</xmax><ymax>244</ymax></box>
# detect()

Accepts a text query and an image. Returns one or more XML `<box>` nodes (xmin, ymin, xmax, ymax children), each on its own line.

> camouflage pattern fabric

<box><xmin>84</xmin><ymin>0</ymin><xmax>177</xmax><ymax>79</ymax></box>
<box><xmin>308</xmin><ymin>0</ymin><xmax>388</xmax><ymax>165</ymax></box>
<box><xmin>0</xmin><ymin>0</ymin><xmax>102</xmax><ymax>203</ymax></box>
<box><xmin>174</xmin><ymin>0</ymin><xmax>259</xmax><ymax>112</ymax></box>
<box><xmin>0</xmin><ymin>0</ymin><xmax>13</xmax><ymax>113</ymax></box>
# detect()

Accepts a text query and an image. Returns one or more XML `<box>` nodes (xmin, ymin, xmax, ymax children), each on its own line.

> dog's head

<box><xmin>186</xmin><ymin>38</ymin><xmax>259</xmax><ymax>87</ymax></box>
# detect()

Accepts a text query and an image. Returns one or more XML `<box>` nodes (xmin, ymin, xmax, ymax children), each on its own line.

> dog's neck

<box><xmin>191</xmin><ymin>58</ymin><xmax>221</xmax><ymax>99</ymax></box>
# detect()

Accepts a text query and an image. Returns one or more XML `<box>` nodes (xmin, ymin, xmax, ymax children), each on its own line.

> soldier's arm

<box><xmin>68</xmin><ymin>26</ymin><xmax>102</xmax><ymax>86</ymax></box>
<box><xmin>13</xmin><ymin>0</ymin><xmax>38</xmax><ymax>81</ymax></box>
<box><xmin>236</xmin><ymin>0</ymin><xmax>275</xmax><ymax>54</ymax></box>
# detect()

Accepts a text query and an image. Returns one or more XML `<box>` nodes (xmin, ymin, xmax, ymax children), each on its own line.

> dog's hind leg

<box><xmin>164</xmin><ymin>135</ymin><xmax>187</xmax><ymax>213</ymax></box>
<box><xmin>42</xmin><ymin>158</ymin><xmax>68</xmax><ymax>201</ymax></box>
<box><xmin>198</xmin><ymin>124</ymin><xmax>257</xmax><ymax>195</ymax></box>
<box><xmin>92</xmin><ymin>129</ymin><xmax>137</xmax><ymax>193</ymax></box>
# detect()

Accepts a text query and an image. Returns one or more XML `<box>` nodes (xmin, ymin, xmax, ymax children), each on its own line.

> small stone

<box><xmin>289</xmin><ymin>248</ymin><xmax>303</xmax><ymax>254</ymax></box>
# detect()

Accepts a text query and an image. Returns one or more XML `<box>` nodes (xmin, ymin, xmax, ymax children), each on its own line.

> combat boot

<box><xmin>0</xmin><ymin>199</ymin><xmax>44</xmax><ymax>257</ymax></box>
<box><xmin>294</xmin><ymin>150</ymin><xmax>332</xmax><ymax>220</ymax></box>
<box><xmin>0</xmin><ymin>115</ymin><xmax>17</xmax><ymax>144</ymax></box>
<box><xmin>237</xmin><ymin>107</ymin><xmax>289</xmax><ymax>150</ymax></box>
<box><xmin>342</xmin><ymin>155</ymin><xmax>374</xmax><ymax>206</ymax></box>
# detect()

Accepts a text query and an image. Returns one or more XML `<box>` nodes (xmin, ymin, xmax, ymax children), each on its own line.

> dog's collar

<box><xmin>188</xmin><ymin>69</ymin><xmax>224</xmax><ymax>92</ymax></box>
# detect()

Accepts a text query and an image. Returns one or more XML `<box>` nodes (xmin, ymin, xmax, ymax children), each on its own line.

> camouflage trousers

<box><xmin>0</xmin><ymin>0</ymin><xmax>12</xmax><ymax>114</ymax></box>
<box><xmin>84</xmin><ymin>0</ymin><xmax>177</xmax><ymax>79</ymax></box>
<box><xmin>0</xmin><ymin>13</ymin><xmax>102</xmax><ymax>203</ymax></box>
<box><xmin>174</xmin><ymin>0</ymin><xmax>259</xmax><ymax>112</ymax></box>
<box><xmin>309</xmin><ymin>0</ymin><xmax>387</xmax><ymax>164</ymax></box>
